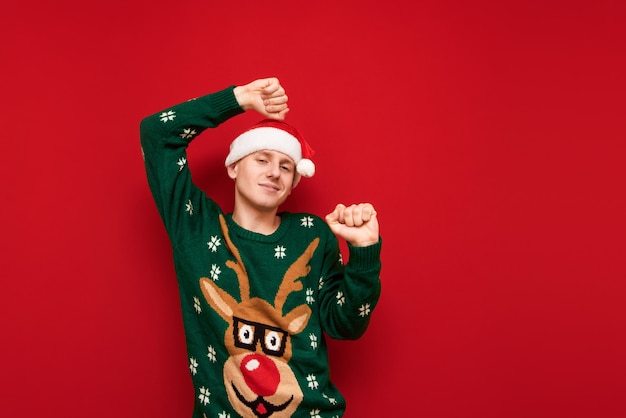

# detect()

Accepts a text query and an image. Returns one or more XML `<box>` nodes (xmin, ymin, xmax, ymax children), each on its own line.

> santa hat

<box><xmin>225</xmin><ymin>119</ymin><xmax>316</xmax><ymax>178</ymax></box>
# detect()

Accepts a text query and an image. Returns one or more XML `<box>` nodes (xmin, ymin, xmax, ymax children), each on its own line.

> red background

<box><xmin>2</xmin><ymin>1</ymin><xmax>625</xmax><ymax>417</ymax></box>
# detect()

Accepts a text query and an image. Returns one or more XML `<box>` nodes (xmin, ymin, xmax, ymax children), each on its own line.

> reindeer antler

<box><xmin>275</xmin><ymin>238</ymin><xmax>320</xmax><ymax>311</ymax></box>
<box><xmin>218</xmin><ymin>214</ymin><xmax>250</xmax><ymax>302</ymax></box>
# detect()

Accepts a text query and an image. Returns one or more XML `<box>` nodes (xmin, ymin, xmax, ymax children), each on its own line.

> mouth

<box><xmin>259</xmin><ymin>182</ymin><xmax>280</xmax><ymax>192</ymax></box>
<box><xmin>232</xmin><ymin>383</ymin><xmax>293</xmax><ymax>417</ymax></box>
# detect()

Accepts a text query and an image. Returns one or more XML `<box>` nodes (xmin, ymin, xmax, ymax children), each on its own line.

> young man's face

<box><xmin>228</xmin><ymin>150</ymin><xmax>297</xmax><ymax>213</ymax></box>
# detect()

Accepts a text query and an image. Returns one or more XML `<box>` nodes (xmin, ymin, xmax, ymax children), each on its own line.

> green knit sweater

<box><xmin>140</xmin><ymin>86</ymin><xmax>382</xmax><ymax>418</ymax></box>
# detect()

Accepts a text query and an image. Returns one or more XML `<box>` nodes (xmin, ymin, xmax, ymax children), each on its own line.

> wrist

<box><xmin>233</xmin><ymin>86</ymin><xmax>251</xmax><ymax>111</ymax></box>
<box><xmin>348</xmin><ymin>238</ymin><xmax>379</xmax><ymax>247</ymax></box>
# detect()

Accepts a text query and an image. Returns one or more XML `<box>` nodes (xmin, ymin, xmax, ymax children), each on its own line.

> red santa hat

<box><xmin>225</xmin><ymin>119</ymin><xmax>316</xmax><ymax>178</ymax></box>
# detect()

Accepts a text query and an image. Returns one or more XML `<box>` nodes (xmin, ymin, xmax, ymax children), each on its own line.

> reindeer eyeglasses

<box><xmin>233</xmin><ymin>317</ymin><xmax>288</xmax><ymax>357</ymax></box>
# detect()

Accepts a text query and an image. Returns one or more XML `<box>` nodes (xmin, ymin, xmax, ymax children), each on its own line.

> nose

<box><xmin>266</xmin><ymin>161</ymin><xmax>281</xmax><ymax>178</ymax></box>
<box><xmin>240</xmin><ymin>353</ymin><xmax>281</xmax><ymax>397</ymax></box>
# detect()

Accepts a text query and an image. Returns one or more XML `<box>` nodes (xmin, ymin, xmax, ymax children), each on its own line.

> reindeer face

<box><xmin>199</xmin><ymin>215</ymin><xmax>319</xmax><ymax>417</ymax></box>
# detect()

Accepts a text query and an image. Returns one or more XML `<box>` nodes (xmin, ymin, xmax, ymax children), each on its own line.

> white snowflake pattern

<box><xmin>306</xmin><ymin>374</ymin><xmax>319</xmax><ymax>390</ymax></box>
<box><xmin>336</xmin><ymin>291</ymin><xmax>345</xmax><ymax>306</ymax></box>
<box><xmin>198</xmin><ymin>386</ymin><xmax>210</xmax><ymax>405</ymax></box>
<box><xmin>338</xmin><ymin>253</ymin><xmax>344</xmax><ymax>265</ymax></box>
<box><xmin>318</xmin><ymin>276</ymin><xmax>325</xmax><ymax>290</ymax></box>
<box><xmin>300</xmin><ymin>216</ymin><xmax>314</xmax><ymax>228</ymax></box>
<box><xmin>177</xmin><ymin>157</ymin><xmax>187</xmax><ymax>171</ymax></box>
<box><xmin>189</xmin><ymin>357</ymin><xmax>198</xmax><ymax>375</ymax></box>
<box><xmin>274</xmin><ymin>245</ymin><xmax>286</xmax><ymax>259</ymax></box>
<box><xmin>210</xmin><ymin>264</ymin><xmax>221</xmax><ymax>281</ymax></box>
<box><xmin>218</xmin><ymin>412</ymin><xmax>231</xmax><ymax>418</ymax></box>
<box><xmin>180</xmin><ymin>128</ymin><xmax>197</xmax><ymax>140</ymax></box>
<box><xmin>309</xmin><ymin>333</ymin><xmax>318</xmax><ymax>350</ymax></box>
<box><xmin>185</xmin><ymin>199</ymin><xmax>193</xmax><ymax>216</ymax></box>
<box><xmin>305</xmin><ymin>288</ymin><xmax>315</xmax><ymax>305</ymax></box>
<box><xmin>193</xmin><ymin>296</ymin><xmax>202</xmax><ymax>314</ymax></box>
<box><xmin>323</xmin><ymin>393</ymin><xmax>338</xmax><ymax>405</ymax></box>
<box><xmin>310</xmin><ymin>410</ymin><xmax>321</xmax><ymax>418</ymax></box>
<box><xmin>159</xmin><ymin>110</ymin><xmax>176</xmax><ymax>123</ymax></box>
<box><xmin>359</xmin><ymin>303</ymin><xmax>371</xmax><ymax>317</ymax></box>
<box><xmin>207</xmin><ymin>345</ymin><xmax>217</xmax><ymax>363</ymax></box>
<box><xmin>207</xmin><ymin>236</ymin><xmax>221</xmax><ymax>252</ymax></box>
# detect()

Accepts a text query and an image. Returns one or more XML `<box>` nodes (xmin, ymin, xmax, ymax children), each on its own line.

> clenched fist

<box><xmin>233</xmin><ymin>77</ymin><xmax>289</xmax><ymax>120</ymax></box>
<box><xmin>325</xmin><ymin>203</ymin><xmax>379</xmax><ymax>247</ymax></box>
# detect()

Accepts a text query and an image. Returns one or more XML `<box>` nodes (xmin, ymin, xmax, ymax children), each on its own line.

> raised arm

<box><xmin>139</xmin><ymin>77</ymin><xmax>289</xmax><ymax>243</ymax></box>
<box><xmin>318</xmin><ymin>204</ymin><xmax>382</xmax><ymax>340</ymax></box>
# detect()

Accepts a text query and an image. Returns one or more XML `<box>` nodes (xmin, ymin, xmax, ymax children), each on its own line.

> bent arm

<box><xmin>139</xmin><ymin>86</ymin><xmax>244</xmax><ymax>241</ymax></box>
<box><xmin>139</xmin><ymin>77</ymin><xmax>290</xmax><ymax>243</ymax></box>
<box><xmin>318</xmin><ymin>228</ymin><xmax>382</xmax><ymax>340</ymax></box>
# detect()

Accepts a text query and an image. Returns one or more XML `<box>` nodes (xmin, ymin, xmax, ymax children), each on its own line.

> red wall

<box><xmin>2</xmin><ymin>1</ymin><xmax>625</xmax><ymax>417</ymax></box>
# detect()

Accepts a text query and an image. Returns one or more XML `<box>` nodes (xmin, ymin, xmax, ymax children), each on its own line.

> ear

<box><xmin>227</xmin><ymin>163</ymin><xmax>238</xmax><ymax>180</ymax></box>
<box><xmin>292</xmin><ymin>173</ymin><xmax>301</xmax><ymax>188</ymax></box>
<box><xmin>200</xmin><ymin>277</ymin><xmax>237</xmax><ymax>321</ymax></box>
<box><xmin>284</xmin><ymin>304</ymin><xmax>312</xmax><ymax>334</ymax></box>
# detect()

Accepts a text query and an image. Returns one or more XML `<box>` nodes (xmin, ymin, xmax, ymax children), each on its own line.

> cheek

<box><xmin>283</xmin><ymin>176</ymin><xmax>295</xmax><ymax>191</ymax></box>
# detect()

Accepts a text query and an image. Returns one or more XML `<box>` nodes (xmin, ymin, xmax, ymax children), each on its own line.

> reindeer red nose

<box><xmin>240</xmin><ymin>353</ymin><xmax>281</xmax><ymax>397</ymax></box>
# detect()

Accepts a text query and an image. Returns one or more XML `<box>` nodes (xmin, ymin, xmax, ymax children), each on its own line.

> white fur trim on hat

<box><xmin>225</xmin><ymin>126</ymin><xmax>315</xmax><ymax>177</ymax></box>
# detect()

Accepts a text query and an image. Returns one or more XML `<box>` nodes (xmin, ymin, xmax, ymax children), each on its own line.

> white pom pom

<box><xmin>297</xmin><ymin>159</ymin><xmax>315</xmax><ymax>177</ymax></box>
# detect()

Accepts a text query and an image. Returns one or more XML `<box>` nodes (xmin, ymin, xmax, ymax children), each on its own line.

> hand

<box><xmin>233</xmin><ymin>77</ymin><xmax>289</xmax><ymax>120</ymax></box>
<box><xmin>325</xmin><ymin>203</ymin><xmax>379</xmax><ymax>247</ymax></box>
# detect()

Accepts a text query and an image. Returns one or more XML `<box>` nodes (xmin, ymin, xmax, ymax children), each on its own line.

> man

<box><xmin>140</xmin><ymin>77</ymin><xmax>381</xmax><ymax>417</ymax></box>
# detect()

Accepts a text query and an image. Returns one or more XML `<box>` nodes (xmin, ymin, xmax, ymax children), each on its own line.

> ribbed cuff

<box><xmin>347</xmin><ymin>238</ymin><xmax>382</xmax><ymax>270</ymax></box>
<box><xmin>203</xmin><ymin>85</ymin><xmax>245</xmax><ymax>123</ymax></box>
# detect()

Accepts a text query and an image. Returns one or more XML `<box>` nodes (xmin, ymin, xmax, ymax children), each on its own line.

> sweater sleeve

<box><xmin>317</xmin><ymin>228</ymin><xmax>383</xmax><ymax>340</ymax></box>
<box><xmin>139</xmin><ymin>86</ymin><xmax>244</xmax><ymax>244</ymax></box>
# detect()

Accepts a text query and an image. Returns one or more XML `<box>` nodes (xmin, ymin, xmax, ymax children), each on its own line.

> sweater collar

<box><xmin>225</xmin><ymin>212</ymin><xmax>292</xmax><ymax>242</ymax></box>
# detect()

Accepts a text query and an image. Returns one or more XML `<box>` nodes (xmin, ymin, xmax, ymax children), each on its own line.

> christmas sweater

<box><xmin>140</xmin><ymin>86</ymin><xmax>382</xmax><ymax>418</ymax></box>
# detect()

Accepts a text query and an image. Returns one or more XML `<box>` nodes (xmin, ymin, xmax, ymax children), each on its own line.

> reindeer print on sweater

<box><xmin>200</xmin><ymin>215</ymin><xmax>319</xmax><ymax>417</ymax></box>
